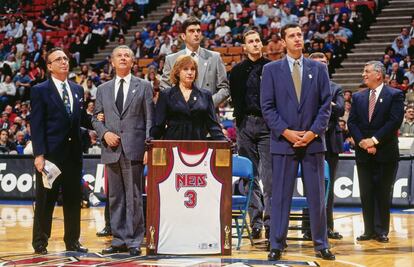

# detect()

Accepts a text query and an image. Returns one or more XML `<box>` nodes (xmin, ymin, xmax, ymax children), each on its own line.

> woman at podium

<box><xmin>150</xmin><ymin>55</ymin><xmax>226</xmax><ymax>140</ymax></box>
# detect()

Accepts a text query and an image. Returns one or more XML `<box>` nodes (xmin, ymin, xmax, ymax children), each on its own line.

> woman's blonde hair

<box><xmin>170</xmin><ymin>55</ymin><xmax>198</xmax><ymax>85</ymax></box>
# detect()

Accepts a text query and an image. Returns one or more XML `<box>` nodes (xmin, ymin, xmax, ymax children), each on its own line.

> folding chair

<box><xmin>287</xmin><ymin>160</ymin><xmax>330</xmax><ymax>240</ymax></box>
<box><xmin>232</xmin><ymin>154</ymin><xmax>255</xmax><ymax>250</ymax></box>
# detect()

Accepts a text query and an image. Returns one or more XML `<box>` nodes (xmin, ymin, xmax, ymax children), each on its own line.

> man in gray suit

<box><xmin>160</xmin><ymin>17</ymin><xmax>230</xmax><ymax>107</ymax></box>
<box><xmin>92</xmin><ymin>45</ymin><xmax>153</xmax><ymax>256</ymax></box>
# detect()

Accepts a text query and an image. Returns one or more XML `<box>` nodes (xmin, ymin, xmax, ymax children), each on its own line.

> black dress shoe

<box><xmin>96</xmin><ymin>226</ymin><xmax>112</xmax><ymax>237</ymax></box>
<box><xmin>302</xmin><ymin>231</ymin><xmax>312</xmax><ymax>241</ymax></box>
<box><xmin>251</xmin><ymin>228</ymin><xmax>262</xmax><ymax>239</ymax></box>
<box><xmin>327</xmin><ymin>229</ymin><xmax>343</xmax><ymax>240</ymax></box>
<box><xmin>34</xmin><ymin>245</ymin><xmax>47</xmax><ymax>255</ymax></box>
<box><xmin>66</xmin><ymin>242</ymin><xmax>88</xmax><ymax>253</ymax></box>
<box><xmin>129</xmin><ymin>247</ymin><xmax>141</xmax><ymax>256</ymax></box>
<box><xmin>356</xmin><ymin>233</ymin><xmax>375</xmax><ymax>241</ymax></box>
<box><xmin>375</xmin><ymin>234</ymin><xmax>389</xmax><ymax>243</ymax></box>
<box><xmin>268</xmin><ymin>248</ymin><xmax>282</xmax><ymax>261</ymax></box>
<box><xmin>315</xmin><ymin>248</ymin><xmax>335</xmax><ymax>260</ymax></box>
<box><xmin>102</xmin><ymin>245</ymin><xmax>128</xmax><ymax>254</ymax></box>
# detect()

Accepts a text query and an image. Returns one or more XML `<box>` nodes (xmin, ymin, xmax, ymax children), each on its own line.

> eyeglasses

<box><xmin>48</xmin><ymin>56</ymin><xmax>69</xmax><ymax>64</ymax></box>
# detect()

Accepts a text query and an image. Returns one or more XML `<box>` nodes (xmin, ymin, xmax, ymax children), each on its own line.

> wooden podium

<box><xmin>146</xmin><ymin>140</ymin><xmax>232</xmax><ymax>255</ymax></box>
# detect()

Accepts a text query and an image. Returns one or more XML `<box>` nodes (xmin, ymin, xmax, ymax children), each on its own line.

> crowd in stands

<box><xmin>0</xmin><ymin>0</ymin><xmax>381</xmax><ymax>155</ymax></box>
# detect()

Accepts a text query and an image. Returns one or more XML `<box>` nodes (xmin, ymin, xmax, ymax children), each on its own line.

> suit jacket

<box><xmin>160</xmin><ymin>47</ymin><xmax>230</xmax><ymax>107</ymax></box>
<box><xmin>92</xmin><ymin>75</ymin><xmax>153</xmax><ymax>164</ymax></box>
<box><xmin>30</xmin><ymin>79</ymin><xmax>83</xmax><ymax>163</ymax></box>
<box><xmin>150</xmin><ymin>85</ymin><xmax>225</xmax><ymax>140</ymax></box>
<box><xmin>260</xmin><ymin>57</ymin><xmax>332</xmax><ymax>155</ymax></box>
<box><xmin>326</xmin><ymin>81</ymin><xmax>345</xmax><ymax>154</ymax></box>
<box><xmin>347</xmin><ymin>85</ymin><xmax>404</xmax><ymax>162</ymax></box>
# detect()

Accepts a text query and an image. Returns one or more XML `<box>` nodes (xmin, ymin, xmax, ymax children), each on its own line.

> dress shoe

<box><xmin>66</xmin><ymin>242</ymin><xmax>88</xmax><ymax>253</ymax></box>
<box><xmin>251</xmin><ymin>228</ymin><xmax>262</xmax><ymax>239</ymax></box>
<box><xmin>129</xmin><ymin>247</ymin><xmax>141</xmax><ymax>256</ymax></box>
<box><xmin>315</xmin><ymin>248</ymin><xmax>335</xmax><ymax>260</ymax></box>
<box><xmin>102</xmin><ymin>245</ymin><xmax>128</xmax><ymax>254</ymax></box>
<box><xmin>34</xmin><ymin>245</ymin><xmax>47</xmax><ymax>255</ymax></box>
<box><xmin>356</xmin><ymin>233</ymin><xmax>375</xmax><ymax>241</ymax></box>
<box><xmin>302</xmin><ymin>231</ymin><xmax>312</xmax><ymax>241</ymax></box>
<box><xmin>96</xmin><ymin>226</ymin><xmax>112</xmax><ymax>237</ymax></box>
<box><xmin>327</xmin><ymin>229</ymin><xmax>343</xmax><ymax>240</ymax></box>
<box><xmin>267</xmin><ymin>248</ymin><xmax>282</xmax><ymax>261</ymax></box>
<box><xmin>375</xmin><ymin>234</ymin><xmax>389</xmax><ymax>243</ymax></box>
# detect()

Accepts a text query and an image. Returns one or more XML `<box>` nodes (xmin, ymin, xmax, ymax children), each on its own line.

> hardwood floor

<box><xmin>0</xmin><ymin>204</ymin><xmax>413</xmax><ymax>266</ymax></box>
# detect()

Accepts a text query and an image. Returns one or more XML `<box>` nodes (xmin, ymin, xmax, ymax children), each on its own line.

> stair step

<box><xmin>333</xmin><ymin>72</ymin><xmax>362</xmax><ymax>77</ymax></box>
<box><xmin>354</xmin><ymin>42</ymin><xmax>392</xmax><ymax>48</ymax></box>
<box><xmin>335</xmin><ymin>83</ymin><xmax>363</xmax><ymax>91</ymax></box>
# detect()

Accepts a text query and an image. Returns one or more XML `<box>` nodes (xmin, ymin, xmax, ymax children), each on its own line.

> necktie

<box><xmin>116</xmin><ymin>79</ymin><xmax>125</xmax><ymax>113</ymax></box>
<box><xmin>292</xmin><ymin>60</ymin><xmax>302</xmax><ymax>102</ymax></box>
<box><xmin>368</xmin><ymin>89</ymin><xmax>376</xmax><ymax>122</ymax></box>
<box><xmin>61</xmin><ymin>83</ymin><xmax>71</xmax><ymax>115</ymax></box>
<box><xmin>191</xmin><ymin>52</ymin><xmax>196</xmax><ymax>57</ymax></box>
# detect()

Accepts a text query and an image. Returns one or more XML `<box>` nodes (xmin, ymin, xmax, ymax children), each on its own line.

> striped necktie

<box><xmin>368</xmin><ymin>89</ymin><xmax>376</xmax><ymax>122</ymax></box>
<box><xmin>61</xmin><ymin>83</ymin><xmax>71</xmax><ymax>115</ymax></box>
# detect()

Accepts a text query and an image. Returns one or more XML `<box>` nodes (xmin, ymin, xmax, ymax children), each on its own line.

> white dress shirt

<box><xmin>51</xmin><ymin>76</ymin><xmax>73</xmax><ymax>112</ymax></box>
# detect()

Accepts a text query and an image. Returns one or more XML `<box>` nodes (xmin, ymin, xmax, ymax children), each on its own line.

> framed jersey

<box><xmin>146</xmin><ymin>141</ymin><xmax>232</xmax><ymax>255</ymax></box>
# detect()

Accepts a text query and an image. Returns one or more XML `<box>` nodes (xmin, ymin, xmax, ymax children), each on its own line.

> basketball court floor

<box><xmin>0</xmin><ymin>202</ymin><xmax>413</xmax><ymax>266</ymax></box>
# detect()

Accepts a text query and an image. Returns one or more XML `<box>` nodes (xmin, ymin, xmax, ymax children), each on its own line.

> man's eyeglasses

<box><xmin>48</xmin><ymin>56</ymin><xmax>69</xmax><ymax>64</ymax></box>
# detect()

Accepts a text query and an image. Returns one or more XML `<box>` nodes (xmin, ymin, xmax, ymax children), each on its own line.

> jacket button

<box><xmin>68</xmin><ymin>137</ymin><xmax>72</xmax><ymax>141</ymax></box>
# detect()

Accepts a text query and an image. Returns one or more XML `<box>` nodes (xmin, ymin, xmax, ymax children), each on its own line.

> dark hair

<box><xmin>46</xmin><ymin>47</ymin><xmax>64</xmax><ymax>64</ymax></box>
<box><xmin>181</xmin><ymin>17</ymin><xmax>201</xmax><ymax>33</ymax></box>
<box><xmin>280</xmin><ymin>23</ymin><xmax>301</xmax><ymax>40</ymax></box>
<box><xmin>242</xmin><ymin>30</ymin><xmax>260</xmax><ymax>44</ymax></box>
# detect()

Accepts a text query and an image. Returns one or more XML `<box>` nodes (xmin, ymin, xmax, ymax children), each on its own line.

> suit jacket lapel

<box><xmin>197</xmin><ymin>48</ymin><xmax>209</xmax><ymax>88</ymax></box>
<box><xmin>362</xmin><ymin>88</ymin><xmax>370</xmax><ymax>123</ymax></box>
<box><xmin>48</xmin><ymin>79</ymin><xmax>70</xmax><ymax>119</ymax></box>
<box><xmin>122</xmin><ymin>76</ymin><xmax>140</xmax><ymax>116</ymax></box>
<box><xmin>371</xmin><ymin>85</ymin><xmax>387</xmax><ymax>122</ymax></box>
<box><xmin>281</xmin><ymin>58</ymin><xmax>299</xmax><ymax>106</ymax></box>
<box><xmin>109</xmin><ymin>79</ymin><xmax>120</xmax><ymax>117</ymax></box>
<box><xmin>299</xmin><ymin>58</ymin><xmax>313</xmax><ymax>110</ymax></box>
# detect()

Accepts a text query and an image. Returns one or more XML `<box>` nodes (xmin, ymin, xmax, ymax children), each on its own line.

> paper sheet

<box><xmin>41</xmin><ymin>160</ymin><xmax>61</xmax><ymax>189</ymax></box>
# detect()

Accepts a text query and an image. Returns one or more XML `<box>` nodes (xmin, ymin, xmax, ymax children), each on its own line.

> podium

<box><xmin>146</xmin><ymin>140</ymin><xmax>232</xmax><ymax>255</ymax></box>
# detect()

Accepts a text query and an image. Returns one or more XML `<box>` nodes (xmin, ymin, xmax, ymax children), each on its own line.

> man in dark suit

<box><xmin>229</xmin><ymin>30</ymin><xmax>272</xmax><ymax>240</ymax></box>
<box><xmin>260</xmin><ymin>23</ymin><xmax>334</xmax><ymax>261</ymax></box>
<box><xmin>348</xmin><ymin>61</ymin><xmax>404</xmax><ymax>243</ymax></box>
<box><xmin>305</xmin><ymin>52</ymin><xmax>345</xmax><ymax>240</ymax></box>
<box><xmin>92</xmin><ymin>45</ymin><xmax>153</xmax><ymax>256</ymax></box>
<box><xmin>31</xmin><ymin>48</ymin><xmax>88</xmax><ymax>255</ymax></box>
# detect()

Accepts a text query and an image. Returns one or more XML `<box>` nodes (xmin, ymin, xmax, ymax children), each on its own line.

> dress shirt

<box><xmin>114</xmin><ymin>73</ymin><xmax>131</xmax><ymax>106</ymax></box>
<box><xmin>51</xmin><ymin>76</ymin><xmax>73</xmax><ymax>112</ymax></box>
<box><xmin>286</xmin><ymin>54</ymin><xmax>303</xmax><ymax>80</ymax></box>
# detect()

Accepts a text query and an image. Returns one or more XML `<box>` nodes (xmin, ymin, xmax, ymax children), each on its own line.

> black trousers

<box><xmin>32</xmin><ymin>156</ymin><xmax>82</xmax><ymax>249</ymax></box>
<box><xmin>356</xmin><ymin>160</ymin><xmax>398</xmax><ymax>236</ymax></box>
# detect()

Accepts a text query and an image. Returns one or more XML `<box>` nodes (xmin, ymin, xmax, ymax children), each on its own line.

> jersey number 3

<box><xmin>184</xmin><ymin>190</ymin><xmax>197</xmax><ymax>208</ymax></box>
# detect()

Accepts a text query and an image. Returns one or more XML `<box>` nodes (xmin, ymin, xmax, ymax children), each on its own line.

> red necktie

<box><xmin>368</xmin><ymin>89</ymin><xmax>376</xmax><ymax>122</ymax></box>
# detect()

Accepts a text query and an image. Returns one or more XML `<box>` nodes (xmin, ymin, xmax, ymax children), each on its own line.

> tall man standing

<box><xmin>160</xmin><ymin>17</ymin><xmax>230</xmax><ymax>107</ymax></box>
<box><xmin>31</xmin><ymin>48</ymin><xmax>88</xmax><ymax>255</ymax></box>
<box><xmin>348</xmin><ymin>61</ymin><xmax>404</xmax><ymax>243</ymax></box>
<box><xmin>92</xmin><ymin>45</ymin><xmax>153</xmax><ymax>256</ymax></box>
<box><xmin>307</xmin><ymin>52</ymin><xmax>344</xmax><ymax>240</ymax></box>
<box><xmin>260</xmin><ymin>23</ymin><xmax>334</xmax><ymax>261</ymax></box>
<box><xmin>229</xmin><ymin>30</ymin><xmax>272</xmax><ymax>240</ymax></box>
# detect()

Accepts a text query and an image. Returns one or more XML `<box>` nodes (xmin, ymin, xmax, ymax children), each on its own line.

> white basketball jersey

<box><xmin>157</xmin><ymin>146</ymin><xmax>222</xmax><ymax>254</ymax></box>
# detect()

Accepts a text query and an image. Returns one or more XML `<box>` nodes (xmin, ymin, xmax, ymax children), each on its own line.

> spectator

<box><xmin>0</xmin><ymin>128</ymin><xmax>17</xmax><ymax>154</ymax></box>
<box><xmin>388</xmin><ymin>62</ymin><xmax>405</xmax><ymax>84</ymax></box>
<box><xmin>14</xmin><ymin>130</ymin><xmax>26</xmax><ymax>154</ymax></box>
<box><xmin>13</xmin><ymin>67</ymin><xmax>32</xmax><ymax>101</ymax></box>
<box><xmin>392</xmin><ymin>37</ymin><xmax>408</xmax><ymax>60</ymax></box>
<box><xmin>0</xmin><ymin>75</ymin><xmax>16</xmax><ymax>106</ymax></box>
<box><xmin>172</xmin><ymin>6</ymin><xmax>188</xmax><ymax>25</ymax></box>
<box><xmin>259</xmin><ymin>1</ymin><xmax>281</xmax><ymax>19</ymax></box>
<box><xmin>253</xmin><ymin>8</ymin><xmax>269</xmax><ymax>28</ymax></box>
<box><xmin>343</xmin><ymin>90</ymin><xmax>352</xmax><ymax>102</ymax></box>
<box><xmin>404</xmin><ymin>64</ymin><xmax>414</xmax><ymax>86</ymax></box>
<box><xmin>215</xmin><ymin>18</ymin><xmax>231</xmax><ymax>38</ymax></box>
<box><xmin>267</xmin><ymin>33</ymin><xmax>284</xmax><ymax>61</ymax></box>
<box><xmin>0</xmin><ymin>112</ymin><xmax>10</xmax><ymax>129</ymax></box>
<box><xmin>400</xmin><ymin>107</ymin><xmax>414</xmax><ymax>136</ymax></box>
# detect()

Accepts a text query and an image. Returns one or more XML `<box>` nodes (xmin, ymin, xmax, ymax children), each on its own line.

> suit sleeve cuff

<box><xmin>372</xmin><ymin>136</ymin><xmax>379</xmax><ymax>145</ymax></box>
